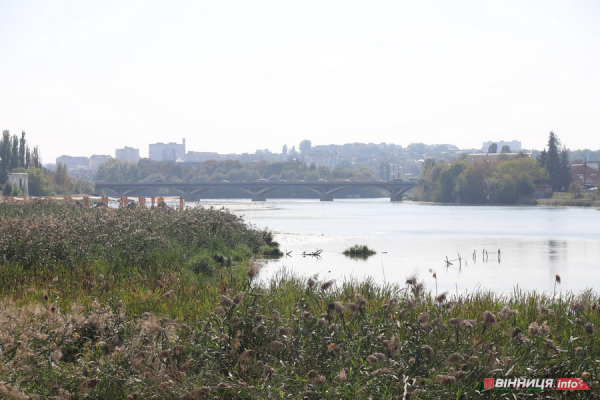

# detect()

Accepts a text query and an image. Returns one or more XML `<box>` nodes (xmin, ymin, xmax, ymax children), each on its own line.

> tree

<box><xmin>13</xmin><ymin>167</ymin><xmax>52</xmax><ymax>196</ymax></box>
<box><xmin>10</xmin><ymin>134</ymin><xmax>19</xmax><ymax>170</ymax></box>
<box><xmin>455</xmin><ymin>161</ymin><xmax>493</xmax><ymax>204</ymax></box>
<box><xmin>31</xmin><ymin>146</ymin><xmax>41</xmax><ymax>169</ymax></box>
<box><xmin>299</xmin><ymin>140</ymin><xmax>312</xmax><ymax>159</ymax></box>
<box><xmin>501</xmin><ymin>145</ymin><xmax>510</xmax><ymax>153</ymax></box>
<box><xmin>488</xmin><ymin>157</ymin><xmax>547</xmax><ymax>204</ymax></box>
<box><xmin>19</xmin><ymin>131</ymin><xmax>26</xmax><ymax>168</ymax></box>
<box><xmin>0</xmin><ymin>130</ymin><xmax>11</xmax><ymax>184</ymax></box>
<box><xmin>282</xmin><ymin>144</ymin><xmax>288</xmax><ymax>155</ymax></box>
<box><xmin>538</xmin><ymin>131</ymin><xmax>563</xmax><ymax>179</ymax></box>
<box><xmin>52</xmin><ymin>162</ymin><xmax>72</xmax><ymax>194</ymax></box>
<box><xmin>488</xmin><ymin>143</ymin><xmax>498</xmax><ymax>154</ymax></box>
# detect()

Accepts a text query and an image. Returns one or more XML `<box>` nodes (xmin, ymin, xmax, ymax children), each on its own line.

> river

<box><xmin>193</xmin><ymin>199</ymin><xmax>600</xmax><ymax>294</ymax></box>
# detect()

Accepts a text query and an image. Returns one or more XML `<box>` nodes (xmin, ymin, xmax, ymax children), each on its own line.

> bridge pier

<box><xmin>390</xmin><ymin>193</ymin><xmax>404</xmax><ymax>202</ymax></box>
<box><xmin>252</xmin><ymin>193</ymin><xmax>267</xmax><ymax>201</ymax></box>
<box><xmin>320</xmin><ymin>194</ymin><xmax>333</xmax><ymax>201</ymax></box>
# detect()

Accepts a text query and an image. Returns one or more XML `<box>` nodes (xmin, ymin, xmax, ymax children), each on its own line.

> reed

<box><xmin>0</xmin><ymin>202</ymin><xmax>597</xmax><ymax>398</ymax></box>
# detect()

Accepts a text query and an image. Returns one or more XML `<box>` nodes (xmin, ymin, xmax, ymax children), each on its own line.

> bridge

<box><xmin>94</xmin><ymin>180</ymin><xmax>417</xmax><ymax>202</ymax></box>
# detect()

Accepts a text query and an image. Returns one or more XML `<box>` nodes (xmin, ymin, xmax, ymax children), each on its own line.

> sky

<box><xmin>1</xmin><ymin>1</ymin><xmax>599</xmax><ymax>163</ymax></box>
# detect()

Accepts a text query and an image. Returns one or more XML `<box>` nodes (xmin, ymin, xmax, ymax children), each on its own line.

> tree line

<box><xmin>414</xmin><ymin>131</ymin><xmax>572</xmax><ymax>205</ymax></box>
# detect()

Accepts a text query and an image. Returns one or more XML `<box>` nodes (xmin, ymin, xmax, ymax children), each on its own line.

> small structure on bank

<box><xmin>8</xmin><ymin>172</ymin><xmax>28</xmax><ymax>196</ymax></box>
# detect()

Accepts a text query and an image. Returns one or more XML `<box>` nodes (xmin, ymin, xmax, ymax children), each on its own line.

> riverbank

<box><xmin>0</xmin><ymin>201</ymin><xmax>597</xmax><ymax>398</ymax></box>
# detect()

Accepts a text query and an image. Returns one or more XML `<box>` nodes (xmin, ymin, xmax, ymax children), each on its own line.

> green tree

<box><xmin>0</xmin><ymin>130</ymin><xmax>11</xmax><ymax>184</ymax></box>
<box><xmin>31</xmin><ymin>146</ymin><xmax>41</xmax><ymax>169</ymax></box>
<box><xmin>10</xmin><ymin>134</ymin><xmax>19</xmax><ymax>170</ymax></box>
<box><xmin>19</xmin><ymin>131</ymin><xmax>26</xmax><ymax>168</ymax></box>
<box><xmin>569</xmin><ymin>181</ymin><xmax>582</xmax><ymax>198</ymax></box>
<box><xmin>488</xmin><ymin>143</ymin><xmax>498</xmax><ymax>153</ymax></box>
<box><xmin>51</xmin><ymin>163</ymin><xmax>73</xmax><ymax>194</ymax></box>
<box><xmin>73</xmin><ymin>177</ymin><xmax>95</xmax><ymax>195</ymax></box>
<box><xmin>538</xmin><ymin>131</ymin><xmax>566</xmax><ymax>179</ymax></box>
<box><xmin>488</xmin><ymin>157</ymin><xmax>547</xmax><ymax>204</ymax></box>
<box><xmin>22</xmin><ymin>167</ymin><xmax>53</xmax><ymax>196</ymax></box>
<box><xmin>501</xmin><ymin>145</ymin><xmax>510</xmax><ymax>153</ymax></box>
<box><xmin>2</xmin><ymin>181</ymin><xmax>13</xmax><ymax>196</ymax></box>
<box><xmin>455</xmin><ymin>161</ymin><xmax>492</xmax><ymax>204</ymax></box>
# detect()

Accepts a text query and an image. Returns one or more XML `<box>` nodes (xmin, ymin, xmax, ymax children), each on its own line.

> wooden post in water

<box><xmin>139</xmin><ymin>197</ymin><xmax>146</xmax><ymax>207</ymax></box>
<box><xmin>83</xmin><ymin>197</ymin><xmax>90</xmax><ymax>207</ymax></box>
<box><xmin>179</xmin><ymin>196</ymin><xmax>184</xmax><ymax>211</ymax></box>
<box><xmin>151</xmin><ymin>196</ymin><xmax>156</xmax><ymax>207</ymax></box>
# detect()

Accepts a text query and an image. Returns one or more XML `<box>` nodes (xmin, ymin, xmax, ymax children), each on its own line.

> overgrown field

<box><xmin>0</xmin><ymin>201</ymin><xmax>597</xmax><ymax>399</ymax></box>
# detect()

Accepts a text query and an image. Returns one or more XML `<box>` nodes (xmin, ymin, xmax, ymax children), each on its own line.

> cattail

<box><xmin>163</xmin><ymin>290</ymin><xmax>174</xmax><ymax>299</ymax></box>
<box><xmin>307</xmin><ymin>370</ymin><xmax>326</xmax><ymax>384</ymax></box>
<box><xmin>328</xmin><ymin>301</ymin><xmax>344</xmax><ymax>314</ymax></box>
<box><xmin>233</xmin><ymin>292</ymin><xmax>245</xmax><ymax>304</ymax></box>
<box><xmin>328</xmin><ymin>343</ymin><xmax>341</xmax><ymax>354</ymax></box>
<box><xmin>247</xmin><ymin>263</ymin><xmax>261</xmax><ymax>279</ymax></box>
<box><xmin>422</xmin><ymin>345</ymin><xmax>435</xmax><ymax>358</ymax></box>
<box><xmin>483</xmin><ymin>311</ymin><xmax>496</xmax><ymax>326</ymax></box>
<box><xmin>336</xmin><ymin>369</ymin><xmax>348</xmax><ymax>382</ymax></box>
<box><xmin>328</xmin><ymin>323</ymin><xmax>340</xmax><ymax>332</ymax></box>
<box><xmin>418</xmin><ymin>311</ymin><xmax>429</xmax><ymax>324</ymax></box>
<box><xmin>405</xmin><ymin>275</ymin><xmax>417</xmax><ymax>286</ymax></box>
<box><xmin>555</xmin><ymin>274</ymin><xmax>561</xmax><ymax>284</ymax></box>
<box><xmin>540</xmin><ymin>322</ymin><xmax>550</xmax><ymax>335</ymax></box>
<box><xmin>582</xmin><ymin>372</ymin><xmax>591</xmax><ymax>380</ymax></box>
<box><xmin>346</xmin><ymin>302</ymin><xmax>358</xmax><ymax>313</ymax></box>
<box><xmin>435</xmin><ymin>374</ymin><xmax>456</xmax><ymax>386</ymax></box>
<box><xmin>307</xmin><ymin>276</ymin><xmax>317</xmax><ymax>288</ymax></box>
<box><xmin>239</xmin><ymin>349</ymin><xmax>255</xmax><ymax>361</ymax></box>
<box><xmin>461</xmin><ymin>319</ymin><xmax>475</xmax><ymax>329</ymax></box>
<box><xmin>528</xmin><ymin>322</ymin><xmax>540</xmax><ymax>336</ymax></box>
<box><xmin>252</xmin><ymin>325</ymin><xmax>266</xmax><ymax>335</ymax></box>
<box><xmin>321</xmin><ymin>279</ymin><xmax>335</xmax><ymax>291</ymax></box>
<box><xmin>272</xmin><ymin>311</ymin><xmax>281</xmax><ymax>322</ymax></box>
<box><xmin>366</xmin><ymin>355</ymin><xmax>379</xmax><ymax>364</ymax></box>
<box><xmin>585</xmin><ymin>322</ymin><xmax>595</xmax><ymax>335</ymax></box>
<box><xmin>302</xmin><ymin>311</ymin><xmax>313</xmax><ymax>320</ymax></box>
<box><xmin>220</xmin><ymin>295</ymin><xmax>233</xmax><ymax>307</ymax></box>
<box><xmin>79</xmin><ymin>378</ymin><xmax>100</xmax><ymax>392</ymax></box>
<box><xmin>117</xmin><ymin>300</ymin><xmax>124</xmax><ymax>309</ymax></box>
<box><xmin>269</xmin><ymin>341</ymin><xmax>285</xmax><ymax>352</ymax></box>
<box><xmin>318</xmin><ymin>318</ymin><xmax>328</xmax><ymax>328</ymax></box>
<box><xmin>409</xmin><ymin>357</ymin><xmax>416</xmax><ymax>365</ymax></box>
<box><xmin>356</xmin><ymin>294</ymin><xmax>367</xmax><ymax>307</ymax></box>
<box><xmin>435</xmin><ymin>292</ymin><xmax>447</xmax><ymax>303</ymax></box>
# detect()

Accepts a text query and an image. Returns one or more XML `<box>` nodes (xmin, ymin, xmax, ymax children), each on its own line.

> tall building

<box><xmin>89</xmin><ymin>155</ymin><xmax>112</xmax><ymax>171</ymax></box>
<box><xmin>56</xmin><ymin>155</ymin><xmax>89</xmax><ymax>170</ymax></box>
<box><xmin>149</xmin><ymin>139</ymin><xmax>186</xmax><ymax>162</ymax></box>
<box><xmin>116</xmin><ymin>146</ymin><xmax>141</xmax><ymax>163</ymax></box>
<box><xmin>482</xmin><ymin>140</ymin><xmax>521</xmax><ymax>152</ymax></box>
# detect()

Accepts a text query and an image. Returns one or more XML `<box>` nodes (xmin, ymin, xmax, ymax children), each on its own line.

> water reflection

<box><xmin>199</xmin><ymin>199</ymin><xmax>600</xmax><ymax>293</ymax></box>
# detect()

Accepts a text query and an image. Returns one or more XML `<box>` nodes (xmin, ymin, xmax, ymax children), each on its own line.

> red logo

<box><xmin>484</xmin><ymin>378</ymin><xmax>495</xmax><ymax>389</ymax></box>
<box><xmin>556</xmin><ymin>378</ymin><xmax>590</xmax><ymax>390</ymax></box>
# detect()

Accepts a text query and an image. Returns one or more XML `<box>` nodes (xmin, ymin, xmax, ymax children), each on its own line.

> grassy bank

<box><xmin>0</xmin><ymin>202</ymin><xmax>597</xmax><ymax>399</ymax></box>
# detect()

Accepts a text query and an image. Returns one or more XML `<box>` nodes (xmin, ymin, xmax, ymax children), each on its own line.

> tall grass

<box><xmin>0</xmin><ymin>201</ymin><xmax>597</xmax><ymax>399</ymax></box>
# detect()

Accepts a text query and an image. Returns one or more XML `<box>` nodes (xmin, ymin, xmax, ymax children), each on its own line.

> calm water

<box><xmin>194</xmin><ymin>199</ymin><xmax>600</xmax><ymax>294</ymax></box>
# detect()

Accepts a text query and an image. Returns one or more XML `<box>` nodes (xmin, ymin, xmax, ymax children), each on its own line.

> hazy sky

<box><xmin>1</xmin><ymin>1</ymin><xmax>599</xmax><ymax>162</ymax></box>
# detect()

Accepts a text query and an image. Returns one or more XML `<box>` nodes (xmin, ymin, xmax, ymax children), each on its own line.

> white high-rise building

<box><xmin>149</xmin><ymin>139</ymin><xmax>186</xmax><ymax>162</ymax></box>
<box><xmin>116</xmin><ymin>146</ymin><xmax>140</xmax><ymax>163</ymax></box>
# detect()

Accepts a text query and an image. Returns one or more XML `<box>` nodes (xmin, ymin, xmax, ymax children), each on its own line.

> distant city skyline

<box><xmin>2</xmin><ymin>1</ymin><xmax>599</xmax><ymax>163</ymax></box>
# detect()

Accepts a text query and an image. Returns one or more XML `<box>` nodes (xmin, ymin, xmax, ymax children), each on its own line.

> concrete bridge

<box><xmin>94</xmin><ymin>180</ymin><xmax>417</xmax><ymax>201</ymax></box>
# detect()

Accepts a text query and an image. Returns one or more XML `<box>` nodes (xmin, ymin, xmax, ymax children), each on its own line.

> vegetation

<box><xmin>342</xmin><ymin>244</ymin><xmax>377</xmax><ymax>259</ymax></box>
<box><xmin>0</xmin><ymin>202</ymin><xmax>597</xmax><ymax>398</ymax></box>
